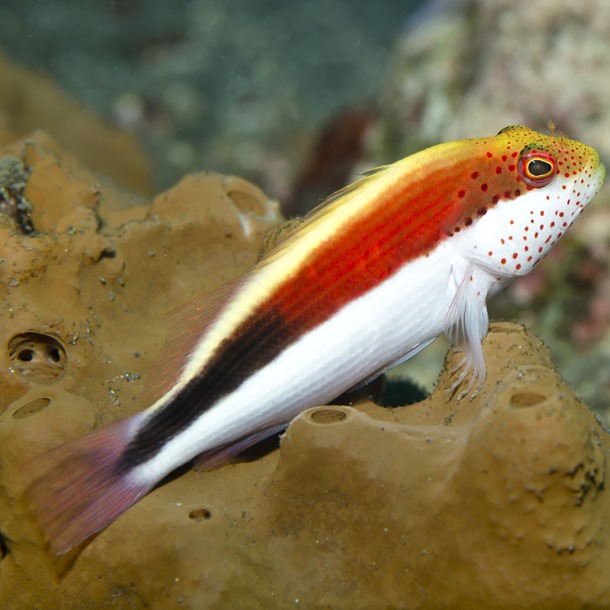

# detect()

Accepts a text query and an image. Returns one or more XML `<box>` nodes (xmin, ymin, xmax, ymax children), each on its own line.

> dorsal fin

<box><xmin>141</xmin><ymin>275</ymin><xmax>250</xmax><ymax>407</ymax></box>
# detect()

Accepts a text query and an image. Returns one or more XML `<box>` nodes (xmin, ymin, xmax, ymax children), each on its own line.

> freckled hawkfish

<box><xmin>26</xmin><ymin>125</ymin><xmax>605</xmax><ymax>554</ymax></box>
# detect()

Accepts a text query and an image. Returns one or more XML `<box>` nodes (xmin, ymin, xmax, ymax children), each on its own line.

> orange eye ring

<box><xmin>518</xmin><ymin>150</ymin><xmax>557</xmax><ymax>187</ymax></box>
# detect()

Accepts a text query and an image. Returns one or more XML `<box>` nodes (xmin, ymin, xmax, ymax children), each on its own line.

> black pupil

<box><xmin>528</xmin><ymin>159</ymin><xmax>552</xmax><ymax>176</ymax></box>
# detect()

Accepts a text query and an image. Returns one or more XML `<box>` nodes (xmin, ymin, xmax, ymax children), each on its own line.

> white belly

<box><xmin>141</xmin><ymin>242</ymin><xmax>460</xmax><ymax>480</ymax></box>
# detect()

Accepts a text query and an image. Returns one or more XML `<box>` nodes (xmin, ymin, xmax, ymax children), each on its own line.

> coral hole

<box><xmin>309</xmin><ymin>408</ymin><xmax>348</xmax><ymax>424</ymax></box>
<box><xmin>8</xmin><ymin>332</ymin><xmax>67</xmax><ymax>382</ymax></box>
<box><xmin>228</xmin><ymin>189</ymin><xmax>267</xmax><ymax>216</ymax></box>
<box><xmin>188</xmin><ymin>508</ymin><xmax>212</xmax><ymax>522</ymax></box>
<box><xmin>510</xmin><ymin>392</ymin><xmax>547</xmax><ymax>407</ymax></box>
<box><xmin>12</xmin><ymin>397</ymin><xmax>51</xmax><ymax>419</ymax></box>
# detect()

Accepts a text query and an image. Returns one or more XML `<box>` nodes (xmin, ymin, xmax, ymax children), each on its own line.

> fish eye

<box><xmin>518</xmin><ymin>150</ymin><xmax>557</xmax><ymax>187</ymax></box>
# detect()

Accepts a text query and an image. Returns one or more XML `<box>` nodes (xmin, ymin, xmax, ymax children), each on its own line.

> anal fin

<box><xmin>193</xmin><ymin>424</ymin><xmax>287</xmax><ymax>471</ymax></box>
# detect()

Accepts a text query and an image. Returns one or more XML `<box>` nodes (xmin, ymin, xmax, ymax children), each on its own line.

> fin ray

<box><xmin>24</xmin><ymin>415</ymin><xmax>152</xmax><ymax>555</ymax></box>
<box><xmin>143</xmin><ymin>276</ymin><xmax>250</xmax><ymax>405</ymax></box>
<box><xmin>193</xmin><ymin>424</ymin><xmax>287</xmax><ymax>471</ymax></box>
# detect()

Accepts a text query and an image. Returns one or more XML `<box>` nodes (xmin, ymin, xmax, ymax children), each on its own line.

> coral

<box><xmin>0</xmin><ymin>133</ymin><xmax>608</xmax><ymax>609</ymax></box>
<box><xmin>0</xmin><ymin>157</ymin><xmax>33</xmax><ymax>234</ymax></box>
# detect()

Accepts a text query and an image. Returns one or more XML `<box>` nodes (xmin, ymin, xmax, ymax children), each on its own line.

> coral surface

<box><xmin>0</xmin><ymin>131</ymin><xmax>608</xmax><ymax>610</ymax></box>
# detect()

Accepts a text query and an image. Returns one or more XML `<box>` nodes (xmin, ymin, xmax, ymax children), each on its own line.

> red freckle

<box><xmin>534</xmin><ymin>232</ymin><xmax>539</xmax><ymax>238</ymax></box>
<box><xmin>458</xmin><ymin>189</ymin><xmax>466</xmax><ymax>198</ymax></box>
<box><xmin>501</xmin><ymin>238</ymin><xmax>506</xmax><ymax>245</ymax></box>
<box><xmin>486</xmin><ymin>152</ymin><xmax>493</xmax><ymax>158</ymax></box>
<box><xmin>481</xmin><ymin>183</ymin><xmax>488</xmax><ymax>192</ymax></box>
<box><xmin>471</xmin><ymin>171</ymin><xmax>479</xmax><ymax>179</ymax></box>
<box><xmin>550</xmin><ymin>221</ymin><xmax>555</xmax><ymax>227</ymax></box>
<box><xmin>524</xmin><ymin>245</ymin><xmax>529</xmax><ymax>251</ymax></box>
<box><xmin>509</xmin><ymin>165</ymin><xmax>516</xmax><ymax>172</ymax></box>
<box><xmin>545</xmin><ymin>236</ymin><xmax>552</xmax><ymax>243</ymax></box>
<box><xmin>512</xmin><ymin>253</ymin><xmax>518</xmax><ymax>259</ymax></box>
<box><xmin>515</xmin><ymin>264</ymin><xmax>521</xmax><ymax>270</ymax></box>
<box><xmin>538</xmin><ymin>247</ymin><xmax>544</xmax><ymax>253</ymax></box>
<box><xmin>502</xmin><ymin>155</ymin><xmax>507</xmax><ymax>161</ymax></box>
<box><xmin>524</xmin><ymin>226</ymin><xmax>529</xmax><ymax>232</ymax></box>
<box><xmin>527</xmin><ymin>256</ymin><xmax>533</xmax><ymax>262</ymax></box>
<box><xmin>495</xmin><ymin>167</ymin><xmax>502</xmax><ymax>174</ymax></box>
<box><xmin>511</xmin><ymin>151</ymin><xmax>518</xmax><ymax>158</ymax></box>
<box><xmin>492</xmin><ymin>194</ymin><xmax>500</xmax><ymax>203</ymax></box>
<box><xmin>510</xmin><ymin>219</ymin><xmax>514</xmax><ymax>225</ymax></box>
<box><xmin>564</xmin><ymin>173</ymin><xmax>570</xmax><ymax>178</ymax></box>
<box><xmin>488</xmin><ymin>251</ymin><xmax>493</xmax><ymax>256</ymax></box>
<box><xmin>508</xmin><ymin>236</ymin><xmax>513</xmax><ymax>241</ymax></box>
<box><xmin>514</xmin><ymin>189</ymin><xmax>521</xmax><ymax>196</ymax></box>
<box><xmin>501</xmin><ymin>258</ymin><xmax>507</xmax><ymax>264</ymax></box>
<box><xmin>562</xmin><ymin>185</ymin><xmax>567</xmax><ymax>190</ymax></box>
<box><xmin>540</xmin><ymin>211</ymin><xmax>545</xmax><ymax>216</ymax></box>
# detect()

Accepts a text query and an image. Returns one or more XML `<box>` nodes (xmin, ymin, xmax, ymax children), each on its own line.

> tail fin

<box><xmin>24</xmin><ymin>415</ymin><xmax>154</xmax><ymax>555</ymax></box>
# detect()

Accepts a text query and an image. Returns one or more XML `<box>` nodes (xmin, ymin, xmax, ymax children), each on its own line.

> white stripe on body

<box><xmin>132</xmin><ymin>238</ymin><xmax>484</xmax><ymax>485</ymax></box>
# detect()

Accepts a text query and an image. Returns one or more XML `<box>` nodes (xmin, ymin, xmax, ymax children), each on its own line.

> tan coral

<box><xmin>0</xmin><ymin>135</ymin><xmax>608</xmax><ymax>609</ymax></box>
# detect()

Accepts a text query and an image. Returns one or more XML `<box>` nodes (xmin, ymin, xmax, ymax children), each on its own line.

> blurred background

<box><xmin>0</xmin><ymin>0</ymin><xmax>608</xmax><ymax>416</ymax></box>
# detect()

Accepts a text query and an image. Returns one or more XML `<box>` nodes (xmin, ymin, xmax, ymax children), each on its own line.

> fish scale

<box><xmin>24</xmin><ymin>125</ymin><xmax>605</xmax><ymax>554</ymax></box>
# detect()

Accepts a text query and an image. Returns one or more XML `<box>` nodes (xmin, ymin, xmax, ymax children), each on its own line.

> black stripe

<box><xmin>117</xmin><ymin>306</ymin><xmax>290</xmax><ymax>469</ymax></box>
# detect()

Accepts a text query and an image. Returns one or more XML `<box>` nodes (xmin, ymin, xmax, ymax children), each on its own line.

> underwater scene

<box><xmin>0</xmin><ymin>0</ymin><xmax>609</xmax><ymax>608</ymax></box>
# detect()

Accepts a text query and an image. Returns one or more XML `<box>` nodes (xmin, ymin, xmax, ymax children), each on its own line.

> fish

<box><xmin>25</xmin><ymin>125</ymin><xmax>605</xmax><ymax>554</ymax></box>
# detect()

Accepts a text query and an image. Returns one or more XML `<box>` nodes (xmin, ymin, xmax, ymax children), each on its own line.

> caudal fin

<box><xmin>24</xmin><ymin>416</ymin><xmax>154</xmax><ymax>555</ymax></box>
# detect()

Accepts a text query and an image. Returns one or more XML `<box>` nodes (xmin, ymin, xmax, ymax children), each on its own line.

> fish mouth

<box><xmin>597</xmin><ymin>161</ymin><xmax>607</xmax><ymax>184</ymax></box>
<box><xmin>593</xmin><ymin>161</ymin><xmax>606</xmax><ymax>196</ymax></box>
<box><xmin>587</xmin><ymin>151</ymin><xmax>606</xmax><ymax>197</ymax></box>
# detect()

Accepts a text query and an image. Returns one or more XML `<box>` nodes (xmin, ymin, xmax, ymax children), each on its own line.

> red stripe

<box><xmin>270</xmin><ymin>153</ymin><xmax>523</xmax><ymax>335</ymax></box>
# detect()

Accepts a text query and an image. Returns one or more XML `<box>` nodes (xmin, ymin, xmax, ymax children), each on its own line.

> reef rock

<box><xmin>0</xmin><ymin>134</ymin><xmax>608</xmax><ymax>609</ymax></box>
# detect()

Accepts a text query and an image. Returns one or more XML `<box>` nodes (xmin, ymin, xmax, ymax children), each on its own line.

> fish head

<box><xmin>447</xmin><ymin>124</ymin><xmax>605</xmax><ymax>279</ymax></box>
